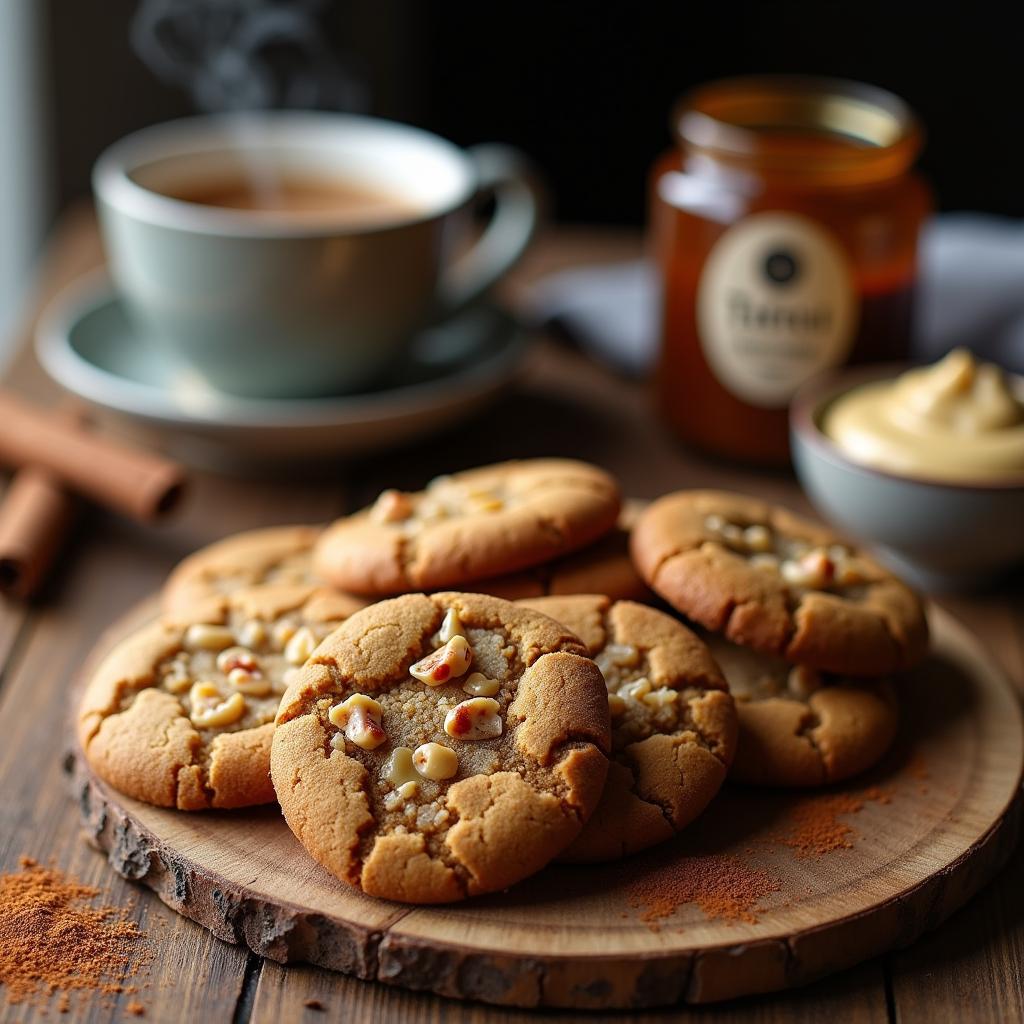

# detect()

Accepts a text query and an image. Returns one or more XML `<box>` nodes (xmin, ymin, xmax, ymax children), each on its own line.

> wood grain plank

<box><xmin>249</xmin><ymin>958</ymin><xmax>890</xmax><ymax>1024</ymax></box>
<box><xmin>888</xmin><ymin>858</ymin><xmax>1024</xmax><ymax>1024</ymax></box>
<box><xmin>0</xmin><ymin>520</ymin><xmax>250</xmax><ymax>1022</ymax></box>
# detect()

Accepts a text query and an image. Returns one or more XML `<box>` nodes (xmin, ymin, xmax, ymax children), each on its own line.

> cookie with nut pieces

<box><xmin>270</xmin><ymin>591</ymin><xmax>612</xmax><ymax>903</ymax></box>
<box><xmin>630</xmin><ymin>490</ymin><xmax>928</xmax><ymax>676</ymax></box>
<box><xmin>162</xmin><ymin>524</ymin><xmax>333</xmax><ymax>613</ymax></box>
<box><xmin>708</xmin><ymin>636</ymin><xmax>899</xmax><ymax>787</ymax></box>
<box><xmin>79</xmin><ymin>582</ymin><xmax>364</xmax><ymax>810</ymax></box>
<box><xmin>518</xmin><ymin>595</ymin><xmax>737</xmax><ymax>862</ymax></box>
<box><xmin>312</xmin><ymin>459</ymin><xmax>621</xmax><ymax>595</ymax></box>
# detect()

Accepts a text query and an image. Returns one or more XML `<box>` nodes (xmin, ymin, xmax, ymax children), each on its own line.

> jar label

<box><xmin>696</xmin><ymin>212</ymin><xmax>858</xmax><ymax>408</ymax></box>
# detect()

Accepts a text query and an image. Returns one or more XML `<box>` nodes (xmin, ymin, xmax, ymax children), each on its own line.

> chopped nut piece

<box><xmin>462</xmin><ymin>672</ymin><xmax>500</xmax><ymax>697</ymax></box>
<box><xmin>781</xmin><ymin>549</ymin><xmax>835</xmax><ymax>590</ymax></box>
<box><xmin>642</xmin><ymin>687</ymin><xmax>679</xmax><ymax>708</ymax></box>
<box><xmin>328</xmin><ymin>693</ymin><xmax>386</xmax><ymax>750</ymax></box>
<box><xmin>787</xmin><ymin>665</ymin><xmax>823</xmax><ymax>698</ymax></box>
<box><xmin>383</xmin><ymin>747</ymin><xmax>420</xmax><ymax>788</ymax></box>
<box><xmin>284</xmin><ymin>626</ymin><xmax>317</xmax><ymax>666</ymax></box>
<box><xmin>610</xmin><ymin>643</ymin><xmax>640</xmax><ymax>667</ymax></box>
<box><xmin>594</xmin><ymin>643</ymin><xmax>640</xmax><ymax>682</ymax></box>
<box><xmin>413</xmin><ymin>742</ymin><xmax>459</xmax><ymax>780</ymax></box>
<box><xmin>438</xmin><ymin>607</ymin><xmax>465</xmax><ymax>645</ymax></box>
<box><xmin>371</xmin><ymin>488</ymin><xmax>415</xmax><ymax>523</ymax></box>
<box><xmin>163</xmin><ymin>672</ymin><xmax>192</xmax><ymax>694</ymax></box>
<box><xmin>608</xmin><ymin>693</ymin><xmax>627</xmax><ymax>718</ymax></box>
<box><xmin>236</xmin><ymin>619</ymin><xmax>267</xmax><ymax>649</ymax></box>
<box><xmin>743</xmin><ymin>524</ymin><xmax>773</xmax><ymax>552</ymax></box>
<box><xmin>620</xmin><ymin>677</ymin><xmax>652</xmax><ymax>702</ymax></box>
<box><xmin>228</xmin><ymin>668</ymin><xmax>271</xmax><ymax>696</ymax></box>
<box><xmin>189</xmin><ymin>683</ymin><xmax>246</xmax><ymax>728</ymax></box>
<box><xmin>443</xmin><ymin>697</ymin><xmax>502</xmax><ymax>740</ymax></box>
<box><xmin>272</xmin><ymin>620</ymin><xmax>297</xmax><ymax>650</ymax></box>
<box><xmin>330</xmin><ymin>733</ymin><xmax>346</xmax><ymax>751</ymax></box>
<box><xmin>750</xmin><ymin>553</ymin><xmax>781</xmax><ymax>571</ymax></box>
<box><xmin>216</xmin><ymin>646</ymin><xmax>260</xmax><ymax>675</ymax></box>
<box><xmin>410</xmin><ymin>635</ymin><xmax>473</xmax><ymax>686</ymax></box>
<box><xmin>704</xmin><ymin>513</ymin><xmax>725</xmax><ymax>532</ymax></box>
<box><xmin>384</xmin><ymin>782</ymin><xmax>420</xmax><ymax>811</ymax></box>
<box><xmin>184</xmin><ymin>623</ymin><xmax>235</xmax><ymax>652</ymax></box>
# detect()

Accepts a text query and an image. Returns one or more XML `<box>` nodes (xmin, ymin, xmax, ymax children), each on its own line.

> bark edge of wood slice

<box><xmin>67</xmin><ymin>599</ymin><xmax>1024</xmax><ymax>1009</ymax></box>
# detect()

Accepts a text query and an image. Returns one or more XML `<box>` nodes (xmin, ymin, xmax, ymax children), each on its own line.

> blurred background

<box><xmin>2</xmin><ymin>0</ymin><xmax>1021</xmax><ymax>357</ymax></box>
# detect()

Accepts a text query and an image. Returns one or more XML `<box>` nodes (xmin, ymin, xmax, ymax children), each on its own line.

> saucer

<box><xmin>36</xmin><ymin>275</ymin><xmax>530</xmax><ymax>467</ymax></box>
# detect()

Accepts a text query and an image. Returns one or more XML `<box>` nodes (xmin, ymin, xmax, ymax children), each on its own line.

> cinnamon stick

<box><xmin>0</xmin><ymin>467</ymin><xmax>75</xmax><ymax>598</ymax></box>
<box><xmin>0</xmin><ymin>390</ymin><xmax>186</xmax><ymax>521</ymax></box>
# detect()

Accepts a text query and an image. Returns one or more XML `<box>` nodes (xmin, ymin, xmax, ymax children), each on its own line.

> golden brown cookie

<box><xmin>518</xmin><ymin>595</ymin><xmax>736</xmax><ymax>862</ymax></box>
<box><xmin>708</xmin><ymin>636</ymin><xmax>899</xmax><ymax>787</ymax></box>
<box><xmin>270</xmin><ymin>592</ymin><xmax>611</xmax><ymax>903</ymax></box>
<box><xmin>475</xmin><ymin>499</ymin><xmax>651</xmax><ymax>603</ymax></box>
<box><xmin>79</xmin><ymin>583</ymin><xmax>364</xmax><ymax>810</ymax></box>
<box><xmin>630</xmin><ymin>490</ymin><xmax>928</xmax><ymax>676</ymax></box>
<box><xmin>162</xmin><ymin>525</ymin><xmax>328</xmax><ymax>613</ymax></box>
<box><xmin>312</xmin><ymin>460</ymin><xmax>621</xmax><ymax>595</ymax></box>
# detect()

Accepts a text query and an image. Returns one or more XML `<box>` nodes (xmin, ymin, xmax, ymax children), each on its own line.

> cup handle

<box><xmin>436</xmin><ymin>144</ymin><xmax>540</xmax><ymax>317</ymax></box>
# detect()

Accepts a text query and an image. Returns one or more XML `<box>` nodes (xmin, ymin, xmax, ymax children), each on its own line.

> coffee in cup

<box><xmin>93</xmin><ymin>113</ymin><xmax>538</xmax><ymax>398</ymax></box>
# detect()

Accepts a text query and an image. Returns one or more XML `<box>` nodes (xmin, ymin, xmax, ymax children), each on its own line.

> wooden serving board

<box><xmin>69</xmin><ymin>602</ymin><xmax>1024</xmax><ymax>1010</ymax></box>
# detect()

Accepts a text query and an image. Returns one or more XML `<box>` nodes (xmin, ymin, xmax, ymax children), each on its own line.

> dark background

<box><xmin>45</xmin><ymin>0</ymin><xmax>1024</xmax><ymax>224</ymax></box>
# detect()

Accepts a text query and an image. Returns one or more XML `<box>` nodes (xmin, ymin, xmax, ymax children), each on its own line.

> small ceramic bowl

<box><xmin>791</xmin><ymin>364</ymin><xmax>1024</xmax><ymax>592</ymax></box>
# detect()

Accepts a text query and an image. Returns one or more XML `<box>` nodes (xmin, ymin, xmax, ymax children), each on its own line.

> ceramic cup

<box><xmin>92</xmin><ymin>112</ymin><xmax>539</xmax><ymax>398</ymax></box>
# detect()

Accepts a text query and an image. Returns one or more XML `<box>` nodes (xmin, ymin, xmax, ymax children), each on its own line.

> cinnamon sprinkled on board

<box><xmin>627</xmin><ymin>853</ymin><xmax>780</xmax><ymax>928</ymax></box>
<box><xmin>0</xmin><ymin>857</ymin><xmax>147</xmax><ymax>1012</ymax></box>
<box><xmin>777</xmin><ymin>787</ymin><xmax>893</xmax><ymax>858</ymax></box>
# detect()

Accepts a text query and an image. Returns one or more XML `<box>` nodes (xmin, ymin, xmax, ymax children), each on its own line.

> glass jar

<box><xmin>650</xmin><ymin>76</ymin><xmax>931</xmax><ymax>465</ymax></box>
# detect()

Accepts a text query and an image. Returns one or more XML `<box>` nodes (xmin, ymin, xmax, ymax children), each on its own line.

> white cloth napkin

<box><xmin>524</xmin><ymin>214</ymin><xmax>1024</xmax><ymax>376</ymax></box>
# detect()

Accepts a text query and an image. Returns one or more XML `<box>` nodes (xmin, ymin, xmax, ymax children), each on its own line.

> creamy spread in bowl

<box><xmin>823</xmin><ymin>349</ymin><xmax>1024</xmax><ymax>484</ymax></box>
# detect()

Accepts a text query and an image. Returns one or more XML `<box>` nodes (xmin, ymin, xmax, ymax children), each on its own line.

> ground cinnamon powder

<box><xmin>777</xmin><ymin>786</ymin><xmax>893</xmax><ymax>859</ymax></box>
<box><xmin>0</xmin><ymin>857</ymin><xmax>147</xmax><ymax>1012</ymax></box>
<box><xmin>626</xmin><ymin>853</ymin><xmax>780</xmax><ymax>928</ymax></box>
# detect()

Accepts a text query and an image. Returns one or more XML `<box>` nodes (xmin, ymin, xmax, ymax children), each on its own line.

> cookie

<box><xmin>708</xmin><ymin>637</ymin><xmax>899</xmax><ymax>787</ymax></box>
<box><xmin>312</xmin><ymin>459</ymin><xmax>621</xmax><ymax>595</ymax></box>
<box><xmin>79</xmin><ymin>583</ymin><xmax>364</xmax><ymax>810</ymax></box>
<box><xmin>162</xmin><ymin>525</ymin><xmax>325</xmax><ymax>613</ymax></box>
<box><xmin>630</xmin><ymin>490</ymin><xmax>928</xmax><ymax>676</ymax></box>
<box><xmin>518</xmin><ymin>595</ymin><xmax>736</xmax><ymax>862</ymax></box>
<box><xmin>475</xmin><ymin>499</ymin><xmax>651</xmax><ymax>603</ymax></box>
<box><xmin>270</xmin><ymin>592</ymin><xmax>611</xmax><ymax>903</ymax></box>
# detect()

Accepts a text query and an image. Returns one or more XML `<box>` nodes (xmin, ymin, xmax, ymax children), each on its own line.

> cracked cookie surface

<box><xmin>519</xmin><ymin>595</ymin><xmax>736</xmax><ymax>862</ymax></box>
<box><xmin>162</xmin><ymin>524</ymin><xmax>344</xmax><ymax>613</ymax></box>
<box><xmin>312</xmin><ymin>460</ymin><xmax>621</xmax><ymax>595</ymax></box>
<box><xmin>476</xmin><ymin>499</ymin><xmax>651</xmax><ymax>603</ymax></box>
<box><xmin>630</xmin><ymin>490</ymin><xmax>928</xmax><ymax>676</ymax></box>
<box><xmin>79</xmin><ymin>583</ymin><xmax>363</xmax><ymax>810</ymax></box>
<box><xmin>708</xmin><ymin>635</ymin><xmax>899</xmax><ymax>787</ymax></box>
<box><xmin>270</xmin><ymin>591</ymin><xmax>611</xmax><ymax>903</ymax></box>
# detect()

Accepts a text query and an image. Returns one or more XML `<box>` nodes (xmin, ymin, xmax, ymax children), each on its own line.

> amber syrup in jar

<box><xmin>650</xmin><ymin>76</ymin><xmax>931</xmax><ymax>464</ymax></box>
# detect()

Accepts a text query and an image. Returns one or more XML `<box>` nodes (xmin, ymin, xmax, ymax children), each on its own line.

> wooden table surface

<box><xmin>1</xmin><ymin>210</ymin><xmax>1022</xmax><ymax>1023</ymax></box>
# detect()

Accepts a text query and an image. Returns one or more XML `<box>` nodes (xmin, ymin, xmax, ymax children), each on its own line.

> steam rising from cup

<box><xmin>131</xmin><ymin>0</ymin><xmax>366</xmax><ymax>112</ymax></box>
<box><xmin>130</xmin><ymin>0</ymin><xmax>367</xmax><ymax>208</ymax></box>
